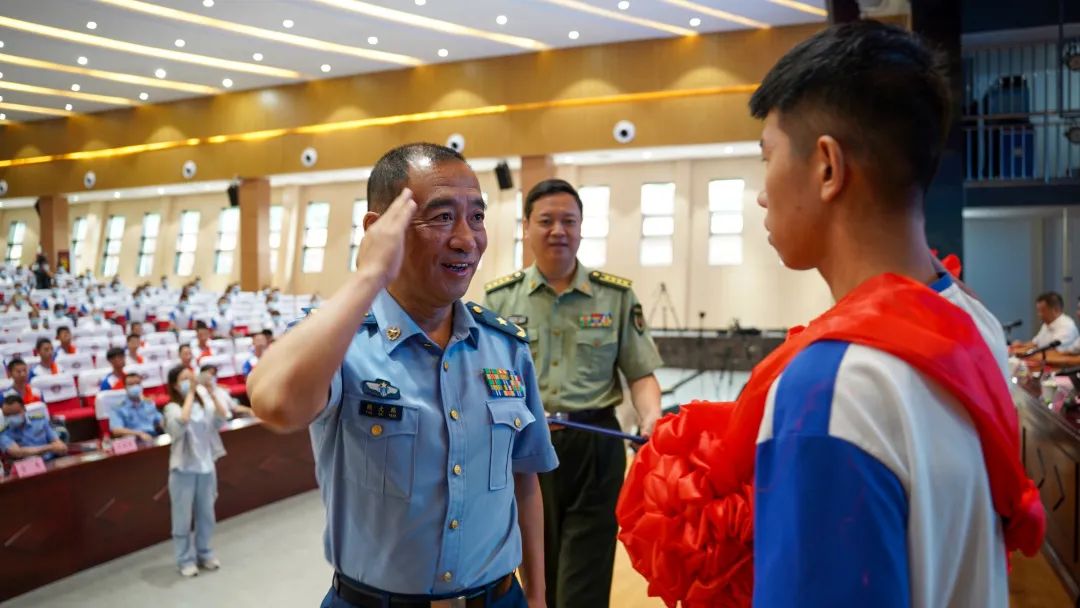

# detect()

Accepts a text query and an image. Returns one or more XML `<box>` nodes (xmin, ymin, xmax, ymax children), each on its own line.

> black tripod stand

<box><xmin>646</xmin><ymin>282</ymin><xmax>682</xmax><ymax>330</ymax></box>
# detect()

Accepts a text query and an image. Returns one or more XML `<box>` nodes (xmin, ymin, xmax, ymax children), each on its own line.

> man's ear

<box><xmin>362</xmin><ymin>211</ymin><xmax>382</xmax><ymax>231</ymax></box>
<box><xmin>816</xmin><ymin>135</ymin><xmax>847</xmax><ymax>204</ymax></box>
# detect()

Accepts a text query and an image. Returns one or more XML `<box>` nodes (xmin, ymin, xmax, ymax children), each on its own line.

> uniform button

<box><xmin>450</xmin><ymin>409</ymin><xmax>460</xmax><ymax>420</ymax></box>
<box><xmin>552</xmin><ymin>360</ymin><xmax>559</xmax><ymax>367</ymax></box>
<box><xmin>453</xmin><ymin>464</ymin><xmax>462</xmax><ymax>475</ymax></box>
<box><xmin>514</xmin><ymin>417</ymin><xmax>522</xmax><ymax>429</ymax></box>
<box><xmin>443</xmin><ymin>361</ymin><xmax>450</xmax><ymax>371</ymax></box>
<box><xmin>371</xmin><ymin>424</ymin><xmax>383</xmax><ymax>437</ymax></box>
<box><xmin>449</xmin><ymin>519</ymin><xmax>459</xmax><ymax>530</ymax></box>
<box><xmin>442</xmin><ymin>572</ymin><xmax>453</xmax><ymax>582</ymax></box>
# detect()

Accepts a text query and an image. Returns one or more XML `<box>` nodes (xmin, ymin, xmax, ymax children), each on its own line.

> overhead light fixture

<box><xmin>70</xmin><ymin>83</ymin><xmax>81</xmax><ymax>91</ymax></box>
<box><xmin>221</xmin><ymin>78</ymin><xmax>233</xmax><ymax>87</ymax></box>
<box><xmin>618</xmin><ymin>1</ymin><xmax>630</xmax><ymax>9</ymax></box>
<box><xmin>86</xmin><ymin>21</ymin><xmax>98</xmax><ymax>30</ymax></box>
<box><xmin>0</xmin><ymin>80</ymin><xmax>135</xmax><ymax>105</ymax></box>
<box><xmin>496</xmin><ymin>15</ymin><xmax>508</xmax><ymax>25</ymax></box>
<box><xmin>658</xmin><ymin>0</ymin><xmax>769</xmax><ymax>29</ymax></box>
<box><xmin>764</xmin><ymin>0</ymin><xmax>827</xmax><ymax>17</ymax></box>
<box><xmin>0</xmin><ymin>15</ymin><xmax>304</xmax><ymax>78</ymax></box>
<box><xmin>541</xmin><ymin>0</ymin><xmax>698</xmax><ymax>36</ymax></box>
<box><xmin>98</xmin><ymin>0</ymin><xmax>423</xmax><ymax>66</ymax></box>
<box><xmin>154</xmin><ymin>68</ymin><xmax>167</xmax><ymax>78</ymax></box>
<box><xmin>174</xmin><ymin>38</ymin><xmax>185</xmax><ymax>48</ymax></box>
<box><xmin>157</xmin><ymin>187</ymin><xmax>165</xmax><ymax>194</ymax></box>
<box><xmin>282</xmin><ymin>19</ymin><xmax>294</xmax><ymax>28</ymax></box>
<box><xmin>689</xmin><ymin>17</ymin><xmax>701</xmax><ymax>26</ymax></box>
<box><xmin>252</xmin><ymin>52</ymin><xmax>263</xmax><ymax>61</ymax></box>
<box><xmin>139</xmin><ymin>92</ymin><xmax>148</xmax><ymax>100</ymax></box>
<box><xmin>437</xmin><ymin>49</ymin><xmax>448</xmax><ymax>58</ymax></box>
<box><xmin>309</xmin><ymin>0</ymin><xmax>548</xmax><ymax>51</ymax></box>
<box><xmin>77</xmin><ymin>56</ymin><xmax>88</xmax><ymax>65</ymax></box>
<box><xmin>0</xmin><ymin>101</ymin><xmax>74</xmax><ymax>117</ymax></box>
<box><xmin>0</xmin><ymin>41</ymin><xmax>4</xmax><ymax>48</ymax></box>
<box><xmin>0</xmin><ymin>52</ymin><xmax>220</xmax><ymax>94</ymax></box>
<box><xmin>65</xmin><ymin>103</ymin><xmax>73</xmax><ymax>111</ymax></box>
<box><xmin>0</xmin><ymin>113</ymin><xmax>6</xmax><ymax>120</ymax></box>
<box><xmin>203</xmin><ymin>0</ymin><xmax>214</xmax><ymax>6</ymax></box>
<box><xmin>415</xmin><ymin>0</ymin><xmax>426</xmax><ymax>5</ymax></box>
<box><xmin>568</xmin><ymin>30</ymin><xmax>580</xmax><ymax>40</ymax></box>
<box><xmin>320</xmin><ymin>64</ymin><xmax>331</xmax><ymax>72</ymax></box>
<box><xmin>113</xmin><ymin>192</ymin><xmax>120</xmax><ymax>199</ymax></box>
<box><xmin>367</xmin><ymin>36</ymin><xmax>378</xmax><ymax>44</ymax></box>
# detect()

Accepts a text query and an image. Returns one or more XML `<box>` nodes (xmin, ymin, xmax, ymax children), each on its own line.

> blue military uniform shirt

<box><xmin>311</xmin><ymin>290</ymin><xmax>558</xmax><ymax>595</ymax></box>
<box><xmin>109</xmin><ymin>398</ymin><xmax>163</xmax><ymax>435</ymax></box>
<box><xmin>0</xmin><ymin>413</ymin><xmax>59</xmax><ymax>459</ymax></box>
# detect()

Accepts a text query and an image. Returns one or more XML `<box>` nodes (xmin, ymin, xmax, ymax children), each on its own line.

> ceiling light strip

<box><xmin>0</xmin><ymin>80</ymin><xmax>136</xmax><ymax>106</ymax></box>
<box><xmin>0</xmin><ymin>83</ymin><xmax>758</xmax><ymax>168</ymax></box>
<box><xmin>0</xmin><ymin>16</ymin><xmax>304</xmax><ymax>79</ymax></box>
<box><xmin>97</xmin><ymin>0</ymin><xmax>423</xmax><ymax>66</ymax></box>
<box><xmin>0</xmin><ymin>101</ymin><xmax>73</xmax><ymax>117</ymax></box>
<box><xmin>539</xmin><ymin>0</ymin><xmax>699</xmax><ymax>36</ymax></box>
<box><xmin>0</xmin><ymin>52</ymin><xmax>221</xmax><ymax>94</ymax></box>
<box><xmin>309</xmin><ymin>0</ymin><xmax>548</xmax><ymax>50</ymax></box>
<box><xmin>765</xmin><ymin>0</ymin><xmax>828</xmax><ymax>18</ymax></box>
<box><xmin>658</xmin><ymin>0</ymin><xmax>771</xmax><ymax>29</ymax></box>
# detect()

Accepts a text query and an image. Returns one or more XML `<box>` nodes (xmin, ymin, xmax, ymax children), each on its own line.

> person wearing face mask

<box><xmin>21</xmin><ymin>310</ymin><xmax>44</xmax><ymax>341</ymax></box>
<box><xmin>211</xmin><ymin>297</ymin><xmax>234</xmax><ymax>338</ymax></box>
<box><xmin>32</xmin><ymin>254</ymin><xmax>53</xmax><ymax>290</ymax></box>
<box><xmin>78</xmin><ymin>308</ymin><xmax>112</xmax><ymax>330</ymax></box>
<box><xmin>108</xmin><ymin>372</ymin><xmax>163</xmax><ymax>443</ymax></box>
<box><xmin>171</xmin><ymin>298</ymin><xmax>195</xmax><ymax>331</ymax></box>
<box><xmin>163</xmin><ymin>364</ymin><xmax>231</xmax><ymax>578</ymax></box>
<box><xmin>126</xmin><ymin>294</ymin><xmax>149</xmax><ymax>325</ymax></box>
<box><xmin>263</xmin><ymin>309</ymin><xmax>285</xmax><ymax>337</ymax></box>
<box><xmin>30</xmin><ymin>338</ymin><xmax>60</xmax><ymax>379</ymax></box>
<box><xmin>0</xmin><ymin>395</ymin><xmax>67</xmax><ymax>461</ymax></box>
<box><xmin>6</xmin><ymin>293</ymin><xmax>28</xmax><ymax>313</ymax></box>
<box><xmin>42</xmin><ymin>288</ymin><xmax>67</xmax><ymax>312</ymax></box>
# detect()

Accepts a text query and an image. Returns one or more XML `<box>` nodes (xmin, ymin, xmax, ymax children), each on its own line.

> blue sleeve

<box><xmin>44</xmin><ymin>424</ymin><xmax>59</xmax><ymax>443</ymax></box>
<box><xmin>100</xmin><ymin>376</ymin><xmax>110</xmax><ymax>391</ymax></box>
<box><xmin>753</xmin><ymin>341</ymin><xmax>910</xmax><ymax>608</ymax></box>
<box><xmin>510</xmin><ymin>341</ymin><xmax>558</xmax><ymax>474</ymax></box>
<box><xmin>242</xmin><ymin>359</ymin><xmax>253</xmax><ymax>376</ymax></box>
<box><xmin>108</xmin><ymin>408</ymin><xmax>126</xmax><ymax>430</ymax></box>
<box><xmin>0</xmin><ymin>430</ymin><xmax>15</xmax><ymax>452</ymax></box>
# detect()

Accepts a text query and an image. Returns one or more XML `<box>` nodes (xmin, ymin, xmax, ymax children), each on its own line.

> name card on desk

<box><xmin>12</xmin><ymin>456</ymin><xmax>46</xmax><ymax>479</ymax></box>
<box><xmin>112</xmin><ymin>436</ymin><xmax>138</xmax><ymax>455</ymax></box>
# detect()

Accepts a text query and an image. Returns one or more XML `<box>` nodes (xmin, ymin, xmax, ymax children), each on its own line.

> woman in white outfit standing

<box><xmin>163</xmin><ymin>364</ymin><xmax>231</xmax><ymax>577</ymax></box>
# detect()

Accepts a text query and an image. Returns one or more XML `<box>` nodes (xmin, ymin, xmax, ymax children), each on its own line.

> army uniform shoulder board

<box><xmin>466</xmin><ymin>302</ymin><xmax>528</xmax><ymax>342</ymax></box>
<box><xmin>484</xmin><ymin>271</ymin><xmax>525</xmax><ymax>294</ymax></box>
<box><xmin>589</xmin><ymin>270</ymin><xmax>632</xmax><ymax>291</ymax></box>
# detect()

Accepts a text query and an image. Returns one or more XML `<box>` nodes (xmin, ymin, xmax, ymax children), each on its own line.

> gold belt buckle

<box><xmin>430</xmin><ymin>597</ymin><xmax>468</xmax><ymax>608</ymax></box>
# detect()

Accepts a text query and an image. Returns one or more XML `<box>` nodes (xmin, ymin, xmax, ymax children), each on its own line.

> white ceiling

<box><xmin>0</xmin><ymin>0</ymin><xmax>827</xmax><ymax>123</ymax></box>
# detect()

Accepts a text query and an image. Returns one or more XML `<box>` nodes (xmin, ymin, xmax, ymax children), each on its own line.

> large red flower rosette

<box><xmin>616</xmin><ymin>400</ymin><xmax>754</xmax><ymax>608</ymax></box>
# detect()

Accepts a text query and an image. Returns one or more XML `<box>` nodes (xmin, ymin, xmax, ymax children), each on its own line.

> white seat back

<box><xmin>78</xmin><ymin>368</ymin><xmax>111</xmax><ymax>397</ymax></box>
<box><xmin>95</xmin><ymin>389</ymin><xmax>126</xmax><ymax>421</ymax></box>
<box><xmin>58</xmin><ymin>352</ymin><xmax>95</xmax><ymax>376</ymax></box>
<box><xmin>126</xmin><ymin>362</ymin><xmax>164</xmax><ymax>388</ymax></box>
<box><xmin>30</xmin><ymin>372</ymin><xmax>78</xmax><ymax>403</ymax></box>
<box><xmin>201</xmin><ymin>353</ymin><xmax>237</xmax><ymax>377</ymax></box>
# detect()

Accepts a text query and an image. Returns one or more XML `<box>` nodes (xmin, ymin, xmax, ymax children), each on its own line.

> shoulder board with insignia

<box><xmin>466</xmin><ymin>301</ymin><xmax>528</xmax><ymax>342</ymax></box>
<box><xmin>589</xmin><ymin>270</ymin><xmax>632</xmax><ymax>291</ymax></box>
<box><xmin>484</xmin><ymin>271</ymin><xmax>525</xmax><ymax>294</ymax></box>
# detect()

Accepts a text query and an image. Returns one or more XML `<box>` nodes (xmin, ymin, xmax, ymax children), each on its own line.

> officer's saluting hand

<box><xmin>250</xmin><ymin>143</ymin><xmax>557</xmax><ymax>608</ymax></box>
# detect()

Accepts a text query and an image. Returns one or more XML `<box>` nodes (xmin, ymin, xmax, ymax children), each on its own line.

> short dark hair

<box><xmin>56</xmin><ymin>326</ymin><xmax>71</xmax><ymax>338</ymax></box>
<box><xmin>195</xmin><ymin>321</ymin><xmax>210</xmax><ymax>331</ymax></box>
<box><xmin>366</xmin><ymin>143</ymin><xmax>467</xmax><ymax>213</ymax></box>
<box><xmin>3</xmin><ymin>394</ymin><xmax>24</xmax><ymax>407</ymax></box>
<box><xmin>200</xmin><ymin>363</ymin><xmax>218</xmax><ymax>374</ymax></box>
<box><xmin>127</xmin><ymin>334</ymin><xmax>140</xmax><ymax>343</ymax></box>
<box><xmin>259</xmin><ymin>329</ymin><xmax>273</xmax><ymax>339</ymax></box>
<box><xmin>124</xmin><ymin>371</ymin><xmax>142</xmax><ymax>382</ymax></box>
<box><xmin>166</xmin><ymin>364</ymin><xmax>186</xmax><ymax>404</ymax></box>
<box><xmin>106</xmin><ymin>347</ymin><xmax>125</xmax><ymax>361</ymax></box>
<box><xmin>1037</xmin><ymin>292</ymin><xmax>1065</xmax><ymax>310</ymax></box>
<box><xmin>6</xmin><ymin>358</ymin><xmax>25</xmax><ymax>373</ymax></box>
<box><xmin>524</xmin><ymin>179</ymin><xmax>583</xmax><ymax>220</ymax></box>
<box><xmin>749</xmin><ymin>20</ymin><xmax>951</xmax><ymax>204</ymax></box>
<box><xmin>178</xmin><ymin>343</ymin><xmax>191</xmax><ymax>354</ymax></box>
<box><xmin>35</xmin><ymin>337</ymin><xmax>52</xmax><ymax>350</ymax></box>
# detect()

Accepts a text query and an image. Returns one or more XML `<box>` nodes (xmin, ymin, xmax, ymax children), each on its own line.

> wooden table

<box><xmin>0</xmin><ymin>418</ymin><xmax>317</xmax><ymax>601</ymax></box>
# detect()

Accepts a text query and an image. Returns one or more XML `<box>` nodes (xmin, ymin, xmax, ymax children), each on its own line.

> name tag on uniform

<box><xmin>579</xmin><ymin>313</ymin><xmax>613</xmax><ymax>329</ymax></box>
<box><xmin>360</xmin><ymin>401</ymin><xmax>403</xmax><ymax>421</ymax></box>
<box><xmin>482</xmin><ymin>368</ymin><xmax>525</xmax><ymax>398</ymax></box>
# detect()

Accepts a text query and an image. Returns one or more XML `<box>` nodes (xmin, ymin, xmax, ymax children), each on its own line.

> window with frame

<box><xmin>302</xmin><ymin>202</ymin><xmax>330</xmax><ymax>273</ymax></box>
<box><xmin>71</xmin><ymin>216</ymin><xmax>89</xmax><ymax>271</ymax></box>
<box><xmin>174</xmin><ymin>211</ymin><xmax>201</xmax><ymax>276</ymax></box>
<box><xmin>100</xmin><ymin>216</ymin><xmax>125</xmax><ymax>276</ymax></box>
<box><xmin>5</xmin><ymin>221</ymin><xmax>25</xmax><ymax>266</ymax></box>
<box><xmin>349</xmin><ymin>200</ymin><xmax>368</xmax><ymax>271</ymax></box>
<box><xmin>269</xmin><ymin>205</ymin><xmax>283</xmax><ymax>273</ymax></box>
<box><xmin>639</xmin><ymin>183</ymin><xmax>676</xmax><ymax>267</ymax></box>
<box><xmin>214</xmin><ymin>208</ymin><xmax>240</xmax><ymax>274</ymax></box>
<box><xmin>707</xmin><ymin>179</ymin><xmax>745</xmax><ymax>266</ymax></box>
<box><xmin>136</xmin><ymin>213</ymin><xmax>160</xmax><ymax>277</ymax></box>
<box><xmin>577</xmin><ymin>186</ymin><xmax>610</xmax><ymax>268</ymax></box>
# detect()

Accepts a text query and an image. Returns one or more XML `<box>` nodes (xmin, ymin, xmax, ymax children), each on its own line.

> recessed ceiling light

<box><xmin>70</xmin><ymin>83</ymin><xmax>81</xmax><ymax>91</ymax></box>
<box><xmin>367</xmin><ymin>36</ymin><xmax>378</xmax><ymax>45</ymax></box>
<box><xmin>496</xmin><ymin>15</ymin><xmax>508</xmax><ymax>25</ymax></box>
<box><xmin>723</xmin><ymin>145</ymin><xmax>734</xmax><ymax>154</ymax></box>
<box><xmin>86</xmin><ymin>21</ymin><xmax>97</xmax><ymax>30</ymax></box>
<box><xmin>415</xmin><ymin>0</ymin><xmax>426</xmax><ymax>5</ymax></box>
<box><xmin>437</xmin><ymin>48</ymin><xmax>448</xmax><ymax>57</ymax></box>
<box><xmin>0</xmin><ymin>96</ymin><xmax>3</xmax><ymax>102</ymax></box>
<box><xmin>618</xmin><ymin>1</ymin><xmax>630</xmax><ymax>9</ymax></box>
<box><xmin>0</xmin><ymin>72</ymin><xmax>4</xmax><ymax>79</ymax></box>
<box><xmin>0</xmin><ymin>41</ymin><xmax>4</xmax><ymax>49</ymax></box>
<box><xmin>568</xmin><ymin>30</ymin><xmax>580</xmax><ymax>40</ymax></box>
<box><xmin>252</xmin><ymin>52</ymin><xmax>263</xmax><ymax>61</ymax></box>
<box><xmin>77</xmin><ymin>56</ymin><xmax>88</xmax><ymax>65</ymax></box>
<box><xmin>689</xmin><ymin>17</ymin><xmax>702</xmax><ymax>27</ymax></box>
<box><xmin>174</xmin><ymin>39</ymin><xmax>186</xmax><ymax>48</ymax></box>
<box><xmin>139</xmin><ymin>92</ymin><xmax>149</xmax><ymax>101</ymax></box>
<box><xmin>154</xmin><ymin>68</ymin><xmax>167</xmax><ymax>78</ymax></box>
<box><xmin>65</xmin><ymin>103</ymin><xmax>73</xmax><ymax>111</ymax></box>
<box><xmin>0</xmin><ymin>113</ymin><xmax>6</xmax><ymax>120</ymax></box>
<box><xmin>282</xmin><ymin>19</ymin><xmax>294</xmax><ymax>28</ymax></box>
<box><xmin>113</xmin><ymin>192</ymin><xmax>120</xmax><ymax>199</ymax></box>
<box><xmin>222</xmin><ymin>77</ymin><xmax>233</xmax><ymax>87</ymax></box>
<box><xmin>157</xmin><ymin>187</ymin><xmax>165</xmax><ymax>195</ymax></box>
<box><xmin>71</xmin><ymin>196</ymin><xmax>79</xmax><ymax>202</ymax></box>
<box><xmin>320</xmin><ymin>64</ymin><xmax>331</xmax><ymax>72</ymax></box>
<box><xmin>202</xmin><ymin>0</ymin><xmax>214</xmax><ymax>6</ymax></box>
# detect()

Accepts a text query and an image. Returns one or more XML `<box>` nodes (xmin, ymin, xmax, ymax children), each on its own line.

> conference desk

<box><xmin>0</xmin><ymin>417</ymin><xmax>318</xmax><ymax>602</ymax></box>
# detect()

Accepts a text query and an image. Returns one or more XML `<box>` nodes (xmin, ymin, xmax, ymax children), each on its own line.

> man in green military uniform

<box><xmin>485</xmin><ymin>178</ymin><xmax>663</xmax><ymax>608</ymax></box>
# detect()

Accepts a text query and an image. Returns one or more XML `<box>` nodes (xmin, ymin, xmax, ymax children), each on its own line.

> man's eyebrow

<box><xmin>423</xmin><ymin>197</ymin><xmax>487</xmax><ymax>211</ymax></box>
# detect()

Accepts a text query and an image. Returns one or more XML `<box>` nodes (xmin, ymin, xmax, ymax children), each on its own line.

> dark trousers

<box><xmin>540</xmin><ymin>416</ymin><xmax>626</xmax><ymax>608</ymax></box>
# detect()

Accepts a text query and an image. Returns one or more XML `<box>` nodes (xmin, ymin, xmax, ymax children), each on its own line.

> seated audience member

<box><xmin>211</xmin><ymin>297</ymin><xmax>234</xmax><ymax>337</ymax></box>
<box><xmin>201</xmin><ymin>364</ymin><xmax>252</xmax><ymax>417</ymax></box>
<box><xmin>160</xmin><ymin>275</ymin><xmax>170</xmax><ymax>293</ymax></box>
<box><xmin>51</xmin><ymin>304</ymin><xmax>70</xmax><ymax>328</ymax></box>
<box><xmin>0</xmin><ymin>395</ymin><xmax>67</xmax><ymax>461</ymax></box>
<box><xmin>127</xmin><ymin>334</ymin><xmax>146</xmax><ymax>365</ymax></box>
<box><xmin>4</xmin><ymin>359</ymin><xmax>42</xmax><ymax>403</ymax></box>
<box><xmin>30</xmin><ymin>337</ymin><xmax>59</xmax><ymax>379</ymax></box>
<box><xmin>264</xmin><ymin>308</ymin><xmax>287</xmax><ymax>335</ymax></box>
<box><xmin>78</xmin><ymin>307</ymin><xmax>112</xmax><ymax>330</ymax></box>
<box><xmin>178</xmin><ymin>344</ymin><xmax>198</xmax><ymax>374</ymax></box>
<box><xmin>242</xmin><ymin>330</ymin><xmax>273</xmax><ymax>377</ymax></box>
<box><xmin>309</xmin><ymin>291</ymin><xmax>323</xmax><ymax>308</ymax></box>
<box><xmin>1012</xmin><ymin>291</ymin><xmax>1079</xmax><ymax>354</ymax></box>
<box><xmin>21</xmin><ymin>310</ymin><xmax>44</xmax><ymax>341</ymax></box>
<box><xmin>126</xmin><ymin>293</ymin><xmax>150</xmax><ymax>324</ymax></box>
<box><xmin>5</xmin><ymin>292</ymin><xmax>30</xmax><ymax>313</ymax></box>
<box><xmin>99</xmin><ymin>347</ymin><xmax>128</xmax><ymax>391</ymax></box>
<box><xmin>130</xmin><ymin>321</ymin><xmax>147</xmax><ymax>343</ymax></box>
<box><xmin>192</xmin><ymin>322</ymin><xmax>215</xmax><ymax>362</ymax></box>
<box><xmin>108</xmin><ymin>372</ymin><xmax>163</xmax><ymax>442</ymax></box>
<box><xmin>170</xmin><ymin>297</ymin><xmax>195</xmax><ymax>331</ymax></box>
<box><xmin>56</xmin><ymin>326</ymin><xmax>77</xmax><ymax>355</ymax></box>
<box><xmin>42</xmin><ymin>287</ymin><xmax>67</xmax><ymax>312</ymax></box>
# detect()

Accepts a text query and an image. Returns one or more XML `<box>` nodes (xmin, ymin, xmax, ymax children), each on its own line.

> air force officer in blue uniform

<box><xmin>249</xmin><ymin>143</ymin><xmax>557</xmax><ymax>608</ymax></box>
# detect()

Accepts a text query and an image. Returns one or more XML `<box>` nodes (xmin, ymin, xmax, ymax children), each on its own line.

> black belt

<box><xmin>331</xmin><ymin>572</ymin><xmax>515</xmax><ymax>608</ymax></box>
<box><xmin>561</xmin><ymin>407</ymin><xmax>616</xmax><ymax>424</ymax></box>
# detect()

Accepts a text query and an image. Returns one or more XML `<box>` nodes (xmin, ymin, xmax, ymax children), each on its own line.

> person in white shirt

<box><xmin>78</xmin><ymin>308</ymin><xmax>113</xmax><ymax>330</ymax></box>
<box><xmin>1011</xmin><ymin>291</ymin><xmax>1079</xmax><ymax>353</ymax></box>
<box><xmin>210</xmin><ymin>297</ymin><xmax>234</xmax><ymax>338</ymax></box>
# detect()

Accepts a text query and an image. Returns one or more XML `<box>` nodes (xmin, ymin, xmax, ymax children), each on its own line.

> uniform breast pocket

<box><xmin>356</xmin><ymin>403</ymin><xmax>420</xmax><ymax>500</ymax></box>
<box><xmin>487</xmin><ymin>399</ymin><xmax>536</xmax><ymax>491</ymax></box>
<box><xmin>574</xmin><ymin>329</ymin><xmax>618</xmax><ymax>373</ymax></box>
